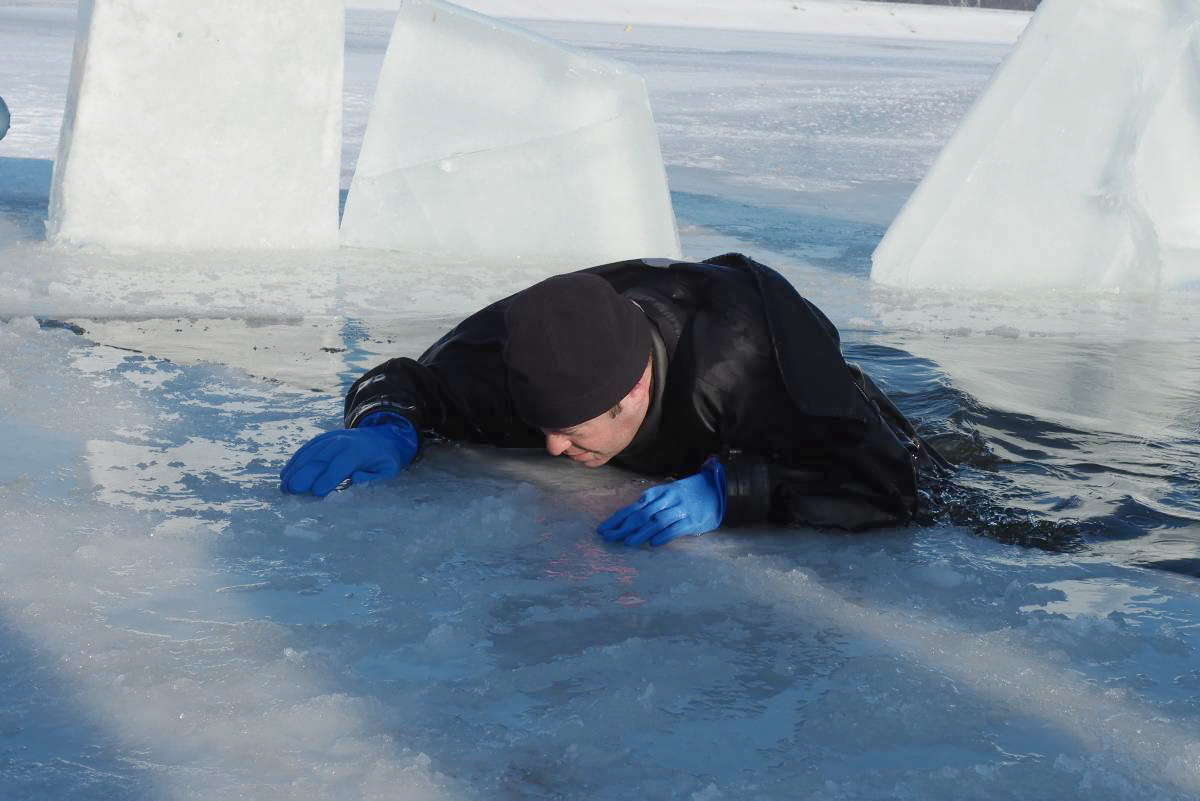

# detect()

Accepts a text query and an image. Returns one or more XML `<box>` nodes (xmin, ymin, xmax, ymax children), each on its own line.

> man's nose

<box><xmin>545</xmin><ymin>433</ymin><xmax>571</xmax><ymax>456</ymax></box>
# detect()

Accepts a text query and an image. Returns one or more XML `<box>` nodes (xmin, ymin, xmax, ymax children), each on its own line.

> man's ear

<box><xmin>625</xmin><ymin>362</ymin><xmax>653</xmax><ymax>404</ymax></box>
<box><xmin>616</xmin><ymin>386</ymin><xmax>639</xmax><ymax>413</ymax></box>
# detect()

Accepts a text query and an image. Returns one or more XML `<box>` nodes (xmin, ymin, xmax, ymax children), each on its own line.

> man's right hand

<box><xmin>279</xmin><ymin>414</ymin><xmax>419</xmax><ymax>497</ymax></box>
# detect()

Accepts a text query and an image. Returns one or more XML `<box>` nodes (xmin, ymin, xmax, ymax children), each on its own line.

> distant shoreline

<box><xmin>348</xmin><ymin>0</ymin><xmax>1030</xmax><ymax>45</ymax></box>
<box><xmin>0</xmin><ymin>1</ymin><xmax>1032</xmax><ymax>46</ymax></box>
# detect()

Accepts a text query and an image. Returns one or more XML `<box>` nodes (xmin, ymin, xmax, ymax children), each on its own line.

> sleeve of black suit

<box><xmin>343</xmin><ymin>323</ymin><xmax>542</xmax><ymax>450</ymax></box>
<box><xmin>719</xmin><ymin>366</ymin><xmax>930</xmax><ymax>531</ymax></box>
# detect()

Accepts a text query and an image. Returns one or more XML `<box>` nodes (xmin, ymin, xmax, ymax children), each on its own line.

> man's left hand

<box><xmin>597</xmin><ymin>458</ymin><xmax>726</xmax><ymax>547</ymax></box>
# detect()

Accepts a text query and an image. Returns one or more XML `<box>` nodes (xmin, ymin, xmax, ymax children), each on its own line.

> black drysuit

<box><xmin>343</xmin><ymin>253</ymin><xmax>939</xmax><ymax>530</ymax></box>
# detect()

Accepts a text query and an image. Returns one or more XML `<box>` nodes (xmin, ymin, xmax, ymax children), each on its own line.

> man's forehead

<box><xmin>544</xmin><ymin>422</ymin><xmax>587</xmax><ymax>435</ymax></box>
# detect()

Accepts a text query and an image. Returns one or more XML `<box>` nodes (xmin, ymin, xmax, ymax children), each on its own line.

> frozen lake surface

<box><xmin>2</xmin><ymin>5</ymin><xmax>1199</xmax><ymax>800</ymax></box>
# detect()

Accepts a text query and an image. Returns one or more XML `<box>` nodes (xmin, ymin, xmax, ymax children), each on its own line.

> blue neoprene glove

<box><xmin>279</xmin><ymin>413</ymin><xmax>419</xmax><ymax>497</ymax></box>
<box><xmin>597</xmin><ymin>457</ymin><xmax>726</xmax><ymax>547</ymax></box>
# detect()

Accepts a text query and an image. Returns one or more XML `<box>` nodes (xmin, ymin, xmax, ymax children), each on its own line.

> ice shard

<box><xmin>340</xmin><ymin>0</ymin><xmax>681</xmax><ymax>264</ymax></box>
<box><xmin>47</xmin><ymin>0</ymin><xmax>343</xmax><ymax>250</ymax></box>
<box><xmin>872</xmin><ymin>0</ymin><xmax>1200</xmax><ymax>291</ymax></box>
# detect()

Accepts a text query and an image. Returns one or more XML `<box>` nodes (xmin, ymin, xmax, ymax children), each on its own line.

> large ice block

<box><xmin>872</xmin><ymin>0</ymin><xmax>1200</xmax><ymax>291</ymax></box>
<box><xmin>47</xmin><ymin>0</ymin><xmax>343</xmax><ymax>250</ymax></box>
<box><xmin>340</xmin><ymin>0</ymin><xmax>681</xmax><ymax>264</ymax></box>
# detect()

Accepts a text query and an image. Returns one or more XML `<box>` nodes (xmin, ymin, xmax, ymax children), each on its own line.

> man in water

<box><xmin>281</xmin><ymin>253</ymin><xmax>942</xmax><ymax>546</ymax></box>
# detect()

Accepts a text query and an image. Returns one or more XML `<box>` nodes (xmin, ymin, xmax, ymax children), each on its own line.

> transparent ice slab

<box><xmin>872</xmin><ymin>0</ymin><xmax>1200</xmax><ymax>291</ymax></box>
<box><xmin>340</xmin><ymin>0</ymin><xmax>680</xmax><ymax>264</ymax></box>
<box><xmin>47</xmin><ymin>0</ymin><xmax>344</xmax><ymax>250</ymax></box>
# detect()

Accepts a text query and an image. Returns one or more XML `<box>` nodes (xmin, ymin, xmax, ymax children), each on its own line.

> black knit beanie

<box><xmin>503</xmin><ymin>272</ymin><xmax>652</xmax><ymax>429</ymax></box>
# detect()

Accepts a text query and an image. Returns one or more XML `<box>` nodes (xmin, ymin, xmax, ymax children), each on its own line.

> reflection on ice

<box><xmin>891</xmin><ymin>331</ymin><xmax>1200</xmax><ymax>444</ymax></box>
<box><xmin>1020</xmin><ymin>577</ymin><xmax>1168</xmax><ymax>619</ymax></box>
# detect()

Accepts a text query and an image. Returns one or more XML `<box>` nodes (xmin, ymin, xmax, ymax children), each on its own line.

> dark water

<box><xmin>840</xmin><ymin>334</ymin><xmax>1200</xmax><ymax>577</ymax></box>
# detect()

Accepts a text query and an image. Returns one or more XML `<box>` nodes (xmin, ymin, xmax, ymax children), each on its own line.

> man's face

<box><xmin>542</xmin><ymin>405</ymin><xmax>641</xmax><ymax>468</ymax></box>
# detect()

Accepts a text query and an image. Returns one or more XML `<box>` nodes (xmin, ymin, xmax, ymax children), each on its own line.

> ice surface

<box><xmin>3</xmin><ymin>6</ymin><xmax>1200</xmax><ymax>799</ymax></box>
<box><xmin>3</xmin><ymin>317</ymin><xmax>1200</xmax><ymax>800</ymax></box>
<box><xmin>871</xmin><ymin>0</ymin><xmax>1200</xmax><ymax>291</ymax></box>
<box><xmin>340</xmin><ymin>0</ymin><xmax>681</xmax><ymax>264</ymax></box>
<box><xmin>46</xmin><ymin>0</ymin><xmax>343</xmax><ymax>250</ymax></box>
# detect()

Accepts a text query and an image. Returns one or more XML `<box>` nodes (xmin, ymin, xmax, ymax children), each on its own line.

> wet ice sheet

<box><xmin>3</xmin><ymin>318</ymin><xmax>1200</xmax><ymax>800</ymax></box>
